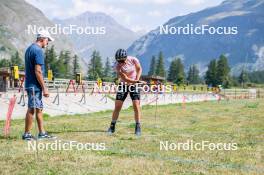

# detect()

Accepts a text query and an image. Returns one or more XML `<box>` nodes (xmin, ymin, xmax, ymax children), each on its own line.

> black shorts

<box><xmin>116</xmin><ymin>84</ymin><xmax>140</xmax><ymax>101</ymax></box>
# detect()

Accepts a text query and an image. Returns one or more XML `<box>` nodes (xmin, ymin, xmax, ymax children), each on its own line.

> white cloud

<box><xmin>182</xmin><ymin>0</ymin><xmax>206</xmax><ymax>6</ymax></box>
<box><xmin>130</xmin><ymin>25</ymin><xmax>148</xmax><ymax>33</ymax></box>
<box><xmin>147</xmin><ymin>10</ymin><xmax>162</xmax><ymax>17</ymax></box>
<box><xmin>246</xmin><ymin>29</ymin><xmax>258</xmax><ymax>37</ymax></box>
<box><xmin>124</xmin><ymin>0</ymin><xmax>206</xmax><ymax>5</ymax></box>
<box><xmin>252</xmin><ymin>45</ymin><xmax>264</xmax><ymax>71</ymax></box>
<box><xmin>25</xmin><ymin>0</ymin><xmax>223</xmax><ymax>32</ymax></box>
<box><xmin>25</xmin><ymin>0</ymin><xmax>75</xmax><ymax>19</ymax></box>
<box><xmin>124</xmin><ymin>0</ymin><xmax>174</xmax><ymax>5</ymax></box>
<box><xmin>68</xmin><ymin>0</ymin><xmax>126</xmax><ymax>17</ymax></box>
<box><xmin>67</xmin><ymin>0</ymin><xmax>136</xmax><ymax>30</ymax></box>
<box><xmin>26</xmin><ymin>0</ymin><xmax>127</xmax><ymax>19</ymax></box>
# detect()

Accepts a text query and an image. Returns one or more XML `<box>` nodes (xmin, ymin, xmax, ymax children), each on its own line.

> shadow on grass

<box><xmin>48</xmin><ymin>129</ymin><xmax>106</xmax><ymax>134</ymax></box>
<box><xmin>0</xmin><ymin>135</ymin><xmax>19</xmax><ymax>140</ymax></box>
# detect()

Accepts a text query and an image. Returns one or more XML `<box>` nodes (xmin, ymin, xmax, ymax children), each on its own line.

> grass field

<box><xmin>0</xmin><ymin>99</ymin><xmax>263</xmax><ymax>175</ymax></box>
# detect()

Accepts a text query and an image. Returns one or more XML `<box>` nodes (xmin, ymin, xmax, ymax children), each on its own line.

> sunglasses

<box><xmin>117</xmin><ymin>60</ymin><xmax>126</xmax><ymax>63</ymax></box>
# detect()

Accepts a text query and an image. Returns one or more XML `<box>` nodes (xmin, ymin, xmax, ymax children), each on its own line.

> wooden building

<box><xmin>0</xmin><ymin>67</ymin><xmax>25</xmax><ymax>92</ymax></box>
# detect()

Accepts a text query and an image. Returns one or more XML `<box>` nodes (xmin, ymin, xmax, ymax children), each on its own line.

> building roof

<box><xmin>0</xmin><ymin>67</ymin><xmax>25</xmax><ymax>77</ymax></box>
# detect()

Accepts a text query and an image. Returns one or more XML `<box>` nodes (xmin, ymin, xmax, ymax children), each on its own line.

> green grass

<box><xmin>0</xmin><ymin>99</ymin><xmax>264</xmax><ymax>175</ymax></box>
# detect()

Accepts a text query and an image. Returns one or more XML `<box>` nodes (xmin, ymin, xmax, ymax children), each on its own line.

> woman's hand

<box><xmin>136</xmin><ymin>80</ymin><xmax>147</xmax><ymax>84</ymax></box>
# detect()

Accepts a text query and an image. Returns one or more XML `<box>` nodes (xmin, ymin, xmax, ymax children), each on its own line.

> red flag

<box><xmin>4</xmin><ymin>95</ymin><xmax>16</xmax><ymax>137</ymax></box>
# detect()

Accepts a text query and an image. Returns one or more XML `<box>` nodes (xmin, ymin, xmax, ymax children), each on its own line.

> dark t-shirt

<box><xmin>25</xmin><ymin>43</ymin><xmax>45</xmax><ymax>91</ymax></box>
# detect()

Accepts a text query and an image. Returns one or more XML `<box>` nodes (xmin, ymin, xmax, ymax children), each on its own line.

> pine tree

<box><xmin>44</xmin><ymin>48</ymin><xmax>49</xmax><ymax>75</ymax></box>
<box><xmin>187</xmin><ymin>66</ymin><xmax>193</xmax><ymax>84</ymax></box>
<box><xmin>216</xmin><ymin>54</ymin><xmax>231</xmax><ymax>88</ymax></box>
<box><xmin>49</xmin><ymin>45</ymin><xmax>57</xmax><ymax>72</ymax></box>
<box><xmin>187</xmin><ymin>65</ymin><xmax>200</xmax><ymax>84</ymax></box>
<box><xmin>11</xmin><ymin>51</ymin><xmax>23</xmax><ymax>68</ymax></box>
<box><xmin>73</xmin><ymin>54</ymin><xmax>81</xmax><ymax>75</ymax></box>
<box><xmin>155</xmin><ymin>51</ymin><xmax>165</xmax><ymax>77</ymax></box>
<box><xmin>167</xmin><ymin>58</ymin><xmax>185</xmax><ymax>85</ymax></box>
<box><xmin>45</xmin><ymin>45</ymin><xmax>57</xmax><ymax>76</ymax></box>
<box><xmin>205</xmin><ymin>59</ymin><xmax>218</xmax><ymax>87</ymax></box>
<box><xmin>55</xmin><ymin>50</ymin><xmax>72</xmax><ymax>79</ymax></box>
<box><xmin>112</xmin><ymin>60</ymin><xmax>117</xmax><ymax>80</ymax></box>
<box><xmin>193</xmin><ymin>65</ymin><xmax>200</xmax><ymax>84</ymax></box>
<box><xmin>0</xmin><ymin>59</ymin><xmax>11</xmax><ymax>68</ymax></box>
<box><xmin>167</xmin><ymin>59</ymin><xmax>177</xmax><ymax>82</ymax></box>
<box><xmin>174</xmin><ymin>58</ymin><xmax>185</xmax><ymax>85</ymax></box>
<box><xmin>87</xmin><ymin>50</ymin><xmax>103</xmax><ymax>80</ymax></box>
<box><xmin>239</xmin><ymin>69</ymin><xmax>249</xmax><ymax>88</ymax></box>
<box><xmin>248</xmin><ymin>70</ymin><xmax>264</xmax><ymax>84</ymax></box>
<box><xmin>148</xmin><ymin>56</ymin><xmax>156</xmax><ymax>76</ymax></box>
<box><xmin>103</xmin><ymin>57</ymin><xmax>113</xmax><ymax>81</ymax></box>
<box><xmin>56</xmin><ymin>51</ymin><xmax>66</xmax><ymax>78</ymax></box>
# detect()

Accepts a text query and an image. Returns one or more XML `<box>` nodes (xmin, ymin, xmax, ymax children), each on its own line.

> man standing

<box><xmin>107</xmin><ymin>49</ymin><xmax>146</xmax><ymax>136</ymax></box>
<box><xmin>22</xmin><ymin>30</ymin><xmax>55</xmax><ymax>140</ymax></box>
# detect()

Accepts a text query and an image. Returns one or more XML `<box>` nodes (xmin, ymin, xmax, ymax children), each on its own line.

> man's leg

<box><xmin>23</xmin><ymin>90</ymin><xmax>36</xmax><ymax>140</ymax></box>
<box><xmin>24</xmin><ymin>109</ymin><xmax>45</xmax><ymax>133</ymax></box>
<box><xmin>25</xmin><ymin>108</ymin><xmax>34</xmax><ymax>133</ymax></box>
<box><xmin>36</xmin><ymin>109</ymin><xmax>45</xmax><ymax>134</ymax></box>
<box><xmin>36</xmin><ymin>108</ymin><xmax>56</xmax><ymax>139</ymax></box>
<box><xmin>22</xmin><ymin>108</ymin><xmax>36</xmax><ymax>140</ymax></box>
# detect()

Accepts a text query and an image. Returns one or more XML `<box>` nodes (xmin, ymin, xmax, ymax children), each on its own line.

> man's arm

<box><xmin>35</xmin><ymin>65</ymin><xmax>49</xmax><ymax>97</ymax></box>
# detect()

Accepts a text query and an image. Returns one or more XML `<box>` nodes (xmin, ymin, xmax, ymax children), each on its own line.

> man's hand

<box><xmin>35</xmin><ymin>64</ymin><xmax>49</xmax><ymax>97</ymax></box>
<box><xmin>43</xmin><ymin>87</ymin><xmax>49</xmax><ymax>97</ymax></box>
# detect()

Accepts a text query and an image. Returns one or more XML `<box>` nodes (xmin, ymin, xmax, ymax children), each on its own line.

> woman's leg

<box><xmin>112</xmin><ymin>100</ymin><xmax>124</xmax><ymax>121</ymax></box>
<box><xmin>132</xmin><ymin>100</ymin><xmax>141</xmax><ymax>123</ymax></box>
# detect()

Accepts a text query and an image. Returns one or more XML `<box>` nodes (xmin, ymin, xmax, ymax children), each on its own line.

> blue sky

<box><xmin>25</xmin><ymin>0</ymin><xmax>224</xmax><ymax>33</ymax></box>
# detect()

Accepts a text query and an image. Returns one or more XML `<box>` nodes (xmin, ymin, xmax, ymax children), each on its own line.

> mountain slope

<box><xmin>128</xmin><ymin>0</ymin><xmax>264</xmax><ymax>75</ymax></box>
<box><xmin>54</xmin><ymin>12</ymin><xmax>140</xmax><ymax>63</ymax></box>
<box><xmin>0</xmin><ymin>0</ymin><xmax>88</xmax><ymax>70</ymax></box>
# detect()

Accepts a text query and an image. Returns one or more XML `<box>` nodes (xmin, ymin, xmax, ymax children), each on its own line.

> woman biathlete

<box><xmin>107</xmin><ymin>49</ymin><xmax>146</xmax><ymax>136</ymax></box>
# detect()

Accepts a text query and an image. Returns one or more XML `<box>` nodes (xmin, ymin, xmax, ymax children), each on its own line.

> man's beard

<box><xmin>42</xmin><ymin>42</ymin><xmax>48</xmax><ymax>48</ymax></box>
<box><xmin>42</xmin><ymin>44</ymin><xmax>48</xmax><ymax>48</ymax></box>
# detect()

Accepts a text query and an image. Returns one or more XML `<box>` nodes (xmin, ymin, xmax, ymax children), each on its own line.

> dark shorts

<box><xmin>116</xmin><ymin>84</ymin><xmax>140</xmax><ymax>101</ymax></box>
<box><xmin>27</xmin><ymin>90</ymin><xmax>43</xmax><ymax>109</ymax></box>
